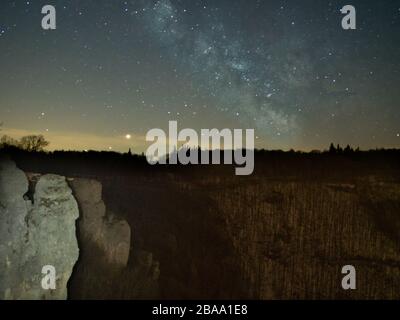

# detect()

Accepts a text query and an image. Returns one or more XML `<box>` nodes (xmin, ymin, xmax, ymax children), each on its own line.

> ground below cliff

<box><xmin>3</xmin><ymin>150</ymin><xmax>400</xmax><ymax>299</ymax></box>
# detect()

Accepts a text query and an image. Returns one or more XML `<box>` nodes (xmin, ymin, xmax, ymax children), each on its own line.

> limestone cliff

<box><xmin>0</xmin><ymin>157</ymin><xmax>79</xmax><ymax>299</ymax></box>
<box><xmin>0</xmin><ymin>158</ymin><xmax>153</xmax><ymax>300</ymax></box>
<box><xmin>66</xmin><ymin>178</ymin><xmax>159</xmax><ymax>299</ymax></box>
<box><xmin>68</xmin><ymin>178</ymin><xmax>131</xmax><ymax>267</ymax></box>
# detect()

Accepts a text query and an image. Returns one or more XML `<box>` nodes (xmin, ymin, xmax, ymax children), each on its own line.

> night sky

<box><xmin>0</xmin><ymin>0</ymin><xmax>399</xmax><ymax>152</ymax></box>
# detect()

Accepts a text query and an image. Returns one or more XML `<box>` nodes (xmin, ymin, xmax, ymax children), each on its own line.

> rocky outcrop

<box><xmin>0</xmin><ymin>158</ymin><xmax>135</xmax><ymax>300</ymax></box>
<box><xmin>69</xmin><ymin>178</ymin><xmax>130</xmax><ymax>267</ymax></box>
<box><xmin>66</xmin><ymin>178</ymin><xmax>154</xmax><ymax>300</ymax></box>
<box><xmin>0</xmin><ymin>157</ymin><xmax>79</xmax><ymax>299</ymax></box>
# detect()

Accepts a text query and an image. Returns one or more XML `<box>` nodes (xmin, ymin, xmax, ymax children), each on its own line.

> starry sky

<box><xmin>0</xmin><ymin>0</ymin><xmax>399</xmax><ymax>152</ymax></box>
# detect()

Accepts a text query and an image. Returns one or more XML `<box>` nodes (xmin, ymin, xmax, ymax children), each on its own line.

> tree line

<box><xmin>1</xmin><ymin>134</ymin><xmax>49</xmax><ymax>152</ymax></box>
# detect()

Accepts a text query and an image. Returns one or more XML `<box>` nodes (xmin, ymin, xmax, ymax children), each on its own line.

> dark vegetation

<box><xmin>1</xmin><ymin>143</ymin><xmax>399</xmax><ymax>181</ymax></box>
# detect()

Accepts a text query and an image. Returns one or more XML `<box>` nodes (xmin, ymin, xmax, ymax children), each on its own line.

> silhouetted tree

<box><xmin>0</xmin><ymin>135</ymin><xmax>19</xmax><ymax>147</ymax></box>
<box><xmin>344</xmin><ymin>144</ymin><xmax>353</xmax><ymax>154</ymax></box>
<box><xmin>19</xmin><ymin>135</ymin><xmax>49</xmax><ymax>152</ymax></box>
<box><xmin>329</xmin><ymin>143</ymin><xmax>336</xmax><ymax>153</ymax></box>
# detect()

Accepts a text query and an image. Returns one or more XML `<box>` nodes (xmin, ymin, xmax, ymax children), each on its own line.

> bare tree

<box><xmin>0</xmin><ymin>135</ymin><xmax>19</xmax><ymax>147</ymax></box>
<box><xmin>19</xmin><ymin>135</ymin><xmax>49</xmax><ymax>152</ymax></box>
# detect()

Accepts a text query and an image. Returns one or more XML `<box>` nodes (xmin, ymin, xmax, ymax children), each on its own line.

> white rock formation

<box><xmin>0</xmin><ymin>157</ymin><xmax>79</xmax><ymax>299</ymax></box>
<box><xmin>69</xmin><ymin>178</ymin><xmax>131</xmax><ymax>266</ymax></box>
